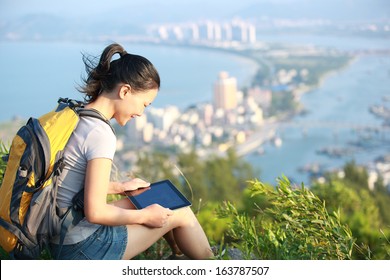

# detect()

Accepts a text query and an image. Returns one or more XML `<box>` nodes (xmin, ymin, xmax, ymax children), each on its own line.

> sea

<box><xmin>0</xmin><ymin>41</ymin><xmax>258</xmax><ymax>119</ymax></box>
<box><xmin>1</xmin><ymin>35</ymin><xmax>389</xmax><ymax>186</ymax></box>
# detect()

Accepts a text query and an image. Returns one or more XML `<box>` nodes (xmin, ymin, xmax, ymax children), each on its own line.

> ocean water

<box><xmin>0</xmin><ymin>41</ymin><xmax>258</xmax><ymax>121</ymax></box>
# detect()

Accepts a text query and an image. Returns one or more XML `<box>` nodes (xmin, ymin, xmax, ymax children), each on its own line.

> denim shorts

<box><xmin>50</xmin><ymin>225</ymin><xmax>128</xmax><ymax>260</ymax></box>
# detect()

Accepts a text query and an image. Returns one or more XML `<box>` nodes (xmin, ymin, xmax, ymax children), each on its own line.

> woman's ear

<box><xmin>119</xmin><ymin>84</ymin><xmax>132</xmax><ymax>99</ymax></box>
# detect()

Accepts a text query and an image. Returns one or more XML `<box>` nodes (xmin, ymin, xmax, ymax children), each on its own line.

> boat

<box><xmin>273</xmin><ymin>136</ymin><xmax>282</xmax><ymax>147</ymax></box>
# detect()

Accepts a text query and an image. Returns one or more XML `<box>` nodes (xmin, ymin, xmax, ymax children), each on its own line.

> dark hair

<box><xmin>79</xmin><ymin>43</ymin><xmax>160</xmax><ymax>103</ymax></box>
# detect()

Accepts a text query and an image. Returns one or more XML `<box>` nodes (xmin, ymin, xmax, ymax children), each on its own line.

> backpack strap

<box><xmin>77</xmin><ymin>108</ymin><xmax>116</xmax><ymax>135</ymax></box>
<box><xmin>57</xmin><ymin>98</ymin><xmax>115</xmax><ymax>135</ymax></box>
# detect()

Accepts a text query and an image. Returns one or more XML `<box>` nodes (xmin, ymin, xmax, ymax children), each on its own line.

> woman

<box><xmin>49</xmin><ymin>43</ymin><xmax>213</xmax><ymax>260</ymax></box>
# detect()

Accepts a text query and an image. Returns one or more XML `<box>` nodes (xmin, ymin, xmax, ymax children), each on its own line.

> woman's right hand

<box><xmin>141</xmin><ymin>204</ymin><xmax>174</xmax><ymax>228</ymax></box>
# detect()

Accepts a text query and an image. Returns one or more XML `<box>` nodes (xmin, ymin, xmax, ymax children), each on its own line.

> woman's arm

<box><xmin>83</xmin><ymin>158</ymin><xmax>173</xmax><ymax>227</ymax></box>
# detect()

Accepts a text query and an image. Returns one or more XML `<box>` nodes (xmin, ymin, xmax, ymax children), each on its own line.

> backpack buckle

<box><xmin>54</xmin><ymin>158</ymin><xmax>65</xmax><ymax>176</ymax></box>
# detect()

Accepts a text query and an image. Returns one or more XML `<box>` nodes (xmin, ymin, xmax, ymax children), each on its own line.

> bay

<box><xmin>0</xmin><ymin>41</ymin><xmax>258</xmax><ymax>121</ymax></box>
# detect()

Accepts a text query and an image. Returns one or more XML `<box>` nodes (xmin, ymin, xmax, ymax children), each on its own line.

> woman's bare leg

<box><xmin>121</xmin><ymin>206</ymin><xmax>213</xmax><ymax>260</ymax></box>
<box><xmin>163</xmin><ymin>231</ymin><xmax>182</xmax><ymax>256</ymax></box>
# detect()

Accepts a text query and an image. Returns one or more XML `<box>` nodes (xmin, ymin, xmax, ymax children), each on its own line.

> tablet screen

<box><xmin>125</xmin><ymin>179</ymin><xmax>191</xmax><ymax>210</ymax></box>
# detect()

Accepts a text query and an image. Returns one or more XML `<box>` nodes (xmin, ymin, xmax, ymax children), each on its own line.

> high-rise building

<box><xmin>231</xmin><ymin>20</ymin><xmax>256</xmax><ymax>43</ymax></box>
<box><xmin>222</xmin><ymin>23</ymin><xmax>232</xmax><ymax>41</ymax></box>
<box><xmin>143</xmin><ymin>123</ymin><xmax>154</xmax><ymax>143</ymax></box>
<box><xmin>198</xmin><ymin>21</ymin><xmax>214</xmax><ymax>41</ymax></box>
<box><xmin>148</xmin><ymin>106</ymin><xmax>180</xmax><ymax>132</ymax></box>
<box><xmin>202</xmin><ymin>103</ymin><xmax>214</xmax><ymax>126</ymax></box>
<box><xmin>213</xmin><ymin>71</ymin><xmax>238</xmax><ymax>110</ymax></box>
<box><xmin>190</xmin><ymin>24</ymin><xmax>199</xmax><ymax>41</ymax></box>
<box><xmin>247</xmin><ymin>23</ymin><xmax>256</xmax><ymax>43</ymax></box>
<box><xmin>248</xmin><ymin>86</ymin><xmax>272</xmax><ymax>109</ymax></box>
<box><xmin>127</xmin><ymin>114</ymin><xmax>147</xmax><ymax>144</ymax></box>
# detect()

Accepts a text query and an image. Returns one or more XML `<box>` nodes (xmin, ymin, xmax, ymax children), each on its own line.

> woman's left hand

<box><xmin>110</xmin><ymin>178</ymin><xmax>150</xmax><ymax>195</ymax></box>
<box><xmin>120</xmin><ymin>178</ymin><xmax>150</xmax><ymax>194</ymax></box>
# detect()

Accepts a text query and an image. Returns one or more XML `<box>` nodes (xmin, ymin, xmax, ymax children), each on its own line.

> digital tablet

<box><xmin>125</xmin><ymin>179</ymin><xmax>191</xmax><ymax>210</ymax></box>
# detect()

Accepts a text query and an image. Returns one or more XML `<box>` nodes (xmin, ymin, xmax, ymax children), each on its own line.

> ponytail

<box><xmin>79</xmin><ymin>43</ymin><xmax>160</xmax><ymax>103</ymax></box>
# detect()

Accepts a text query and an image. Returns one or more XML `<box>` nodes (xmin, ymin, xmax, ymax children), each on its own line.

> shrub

<box><xmin>217</xmin><ymin>176</ymin><xmax>355</xmax><ymax>260</ymax></box>
<box><xmin>0</xmin><ymin>141</ymin><xmax>8</xmax><ymax>186</ymax></box>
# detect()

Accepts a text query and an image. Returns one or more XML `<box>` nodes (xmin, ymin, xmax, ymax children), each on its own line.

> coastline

<box><xmin>314</xmin><ymin>55</ymin><xmax>359</xmax><ymax>90</ymax></box>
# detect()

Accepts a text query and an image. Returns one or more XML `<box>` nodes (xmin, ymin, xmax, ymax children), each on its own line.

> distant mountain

<box><xmin>0</xmin><ymin>13</ymin><xmax>145</xmax><ymax>41</ymax></box>
<box><xmin>0</xmin><ymin>0</ymin><xmax>388</xmax><ymax>42</ymax></box>
<box><xmin>234</xmin><ymin>0</ymin><xmax>389</xmax><ymax>21</ymax></box>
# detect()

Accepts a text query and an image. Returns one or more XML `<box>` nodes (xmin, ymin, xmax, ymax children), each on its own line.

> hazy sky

<box><xmin>1</xmin><ymin>0</ymin><xmax>389</xmax><ymax>22</ymax></box>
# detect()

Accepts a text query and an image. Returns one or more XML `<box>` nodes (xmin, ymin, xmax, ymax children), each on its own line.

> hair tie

<box><xmin>120</xmin><ymin>51</ymin><xmax>128</xmax><ymax>58</ymax></box>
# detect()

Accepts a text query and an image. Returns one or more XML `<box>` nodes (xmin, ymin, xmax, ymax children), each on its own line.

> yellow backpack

<box><xmin>0</xmin><ymin>98</ymin><xmax>113</xmax><ymax>259</ymax></box>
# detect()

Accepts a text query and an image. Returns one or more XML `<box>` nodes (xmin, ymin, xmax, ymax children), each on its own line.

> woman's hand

<box><xmin>141</xmin><ymin>204</ymin><xmax>174</xmax><ymax>228</ymax></box>
<box><xmin>122</xmin><ymin>178</ymin><xmax>150</xmax><ymax>192</ymax></box>
<box><xmin>110</xmin><ymin>178</ymin><xmax>150</xmax><ymax>195</ymax></box>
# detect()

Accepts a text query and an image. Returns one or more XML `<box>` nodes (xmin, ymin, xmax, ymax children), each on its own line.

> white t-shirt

<box><xmin>53</xmin><ymin>115</ymin><xmax>116</xmax><ymax>244</ymax></box>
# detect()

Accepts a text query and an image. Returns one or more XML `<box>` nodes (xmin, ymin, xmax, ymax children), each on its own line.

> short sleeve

<box><xmin>83</xmin><ymin>120</ymin><xmax>116</xmax><ymax>161</ymax></box>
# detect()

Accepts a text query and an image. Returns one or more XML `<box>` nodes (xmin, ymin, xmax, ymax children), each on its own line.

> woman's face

<box><xmin>115</xmin><ymin>87</ymin><xmax>158</xmax><ymax>126</ymax></box>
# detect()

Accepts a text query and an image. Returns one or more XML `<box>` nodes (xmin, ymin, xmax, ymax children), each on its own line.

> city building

<box><xmin>148</xmin><ymin>106</ymin><xmax>180</xmax><ymax>132</ymax></box>
<box><xmin>213</xmin><ymin>71</ymin><xmax>238</xmax><ymax>111</ymax></box>
<box><xmin>231</xmin><ymin>20</ymin><xmax>256</xmax><ymax>43</ymax></box>
<box><xmin>127</xmin><ymin>114</ymin><xmax>147</xmax><ymax>144</ymax></box>
<box><xmin>151</xmin><ymin>19</ymin><xmax>257</xmax><ymax>44</ymax></box>
<box><xmin>247</xmin><ymin>86</ymin><xmax>272</xmax><ymax>110</ymax></box>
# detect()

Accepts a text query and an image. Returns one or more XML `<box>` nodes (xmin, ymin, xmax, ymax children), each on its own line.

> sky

<box><xmin>1</xmin><ymin>0</ymin><xmax>389</xmax><ymax>23</ymax></box>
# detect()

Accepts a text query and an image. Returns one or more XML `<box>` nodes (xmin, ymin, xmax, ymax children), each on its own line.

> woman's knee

<box><xmin>170</xmin><ymin>206</ymin><xmax>198</xmax><ymax>227</ymax></box>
